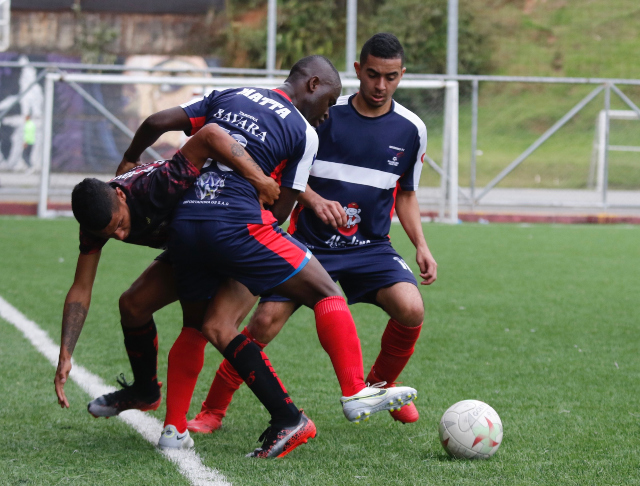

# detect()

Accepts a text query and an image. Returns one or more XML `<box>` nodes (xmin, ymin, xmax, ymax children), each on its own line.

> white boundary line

<box><xmin>0</xmin><ymin>295</ymin><xmax>231</xmax><ymax>486</ymax></box>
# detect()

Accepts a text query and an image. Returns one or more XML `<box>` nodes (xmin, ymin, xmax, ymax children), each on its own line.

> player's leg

<box><xmin>87</xmin><ymin>257</ymin><xmax>176</xmax><ymax>418</ymax></box>
<box><xmin>189</xmin><ymin>299</ymin><xmax>297</xmax><ymax>433</ymax></box>
<box><xmin>369</xmin><ymin>282</ymin><xmax>424</xmax><ymax>423</ymax></box>
<box><xmin>274</xmin><ymin>258</ymin><xmax>417</xmax><ymax>423</ymax></box>
<box><xmin>160</xmin><ymin>279</ymin><xmax>257</xmax><ymax>449</ymax></box>
<box><xmin>197</xmin><ymin>287</ymin><xmax>315</xmax><ymax>457</ymax></box>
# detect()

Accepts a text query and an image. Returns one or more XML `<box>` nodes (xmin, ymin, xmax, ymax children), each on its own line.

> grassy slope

<box><xmin>419</xmin><ymin>0</ymin><xmax>640</xmax><ymax>189</ymax></box>
<box><xmin>1</xmin><ymin>216</ymin><xmax>640</xmax><ymax>484</ymax></box>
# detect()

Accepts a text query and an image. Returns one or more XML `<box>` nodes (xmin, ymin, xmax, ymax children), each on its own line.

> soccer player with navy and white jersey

<box><xmin>189</xmin><ymin>33</ymin><xmax>437</xmax><ymax>434</ymax></box>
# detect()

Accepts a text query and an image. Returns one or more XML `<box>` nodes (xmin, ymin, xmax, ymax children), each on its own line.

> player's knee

<box><xmin>396</xmin><ymin>301</ymin><xmax>424</xmax><ymax>328</ymax></box>
<box><xmin>247</xmin><ymin>312</ymin><xmax>283</xmax><ymax>343</ymax></box>
<box><xmin>119</xmin><ymin>289</ymin><xmax>141</xmax><ymax>325</ymax></box>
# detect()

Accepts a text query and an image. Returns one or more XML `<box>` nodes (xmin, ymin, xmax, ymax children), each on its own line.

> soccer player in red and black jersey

<box><xmin>54</xmin><ymin>123</ymin><xmax>279</xmax><ymax>410</ymax></box>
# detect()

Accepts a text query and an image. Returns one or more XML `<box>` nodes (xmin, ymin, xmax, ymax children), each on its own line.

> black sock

<box><xmin>122</xmin><ymin>318</ymin><xmax>159</xmax><ymax>396</ymax></box>
<box><xmin>223</xmin><ymin>334</ymin><xmax>300</xmax><ymax>426</ymax></box>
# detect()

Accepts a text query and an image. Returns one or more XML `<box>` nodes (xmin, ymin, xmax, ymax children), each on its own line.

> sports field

<box><xmin>1</xmin><ymin>217</ymin><xmax>639</xmax><ymax>485</ymax></box>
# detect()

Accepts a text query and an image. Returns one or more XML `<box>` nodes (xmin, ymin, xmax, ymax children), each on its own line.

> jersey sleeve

<box><xmin>79</xmin><ymin>229</ymin><xmax>107</xmax><ymax>255</ymax></box>
<box><xmin>398</xmin><ymin>120</ymin><xmax>427</xmax><ymax>191</ymax></box>
<box><xmin>180</xmin><ymin>90</ymin><xmax>222</xmax><ymax>136</ymax></box>
<box><xmin>277</xmin><ymin>124</ymin><xmax>319</xmax><ymax>192</ymax></box>
<box><xmin>139</xmin><ymin>152</ymin><xmax>201</xmax><ymax>212</ymax></box>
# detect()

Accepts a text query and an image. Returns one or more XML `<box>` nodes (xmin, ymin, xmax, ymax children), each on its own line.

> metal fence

<box><xmin>1</xmin><ymin>60</ymin><xmax>639</xmax><ymax>220</ymax></box>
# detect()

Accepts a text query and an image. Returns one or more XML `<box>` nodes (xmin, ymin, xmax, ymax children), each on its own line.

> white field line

<box><xmin>0</xmin><ymin>295</ymin><xmax>231</xmax><ymax>486</ymax></box>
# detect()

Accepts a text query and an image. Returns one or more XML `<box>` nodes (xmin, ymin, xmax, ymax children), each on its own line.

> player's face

<box><xmin>91</xmin><ymin>188</ymin><xmax>131</xmax><ymax>241</ymax></box>
<box><xmin>305</xmin><ymin>82</ymin><xmax>341</xmax><ymax>128</ymax></box>
<box><xmin>355</xmin><ymin>55</ymin><xmax>406</xmax><ymax>109</ymax></box>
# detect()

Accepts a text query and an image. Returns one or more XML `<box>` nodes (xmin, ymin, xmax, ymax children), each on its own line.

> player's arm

<box><xmin>117</xmin><ymin>107</ymin><xmax>192</xmax><ymax>176</ymax></box>
<box><xmin>297</xmin><ymin>185</ymin><xmax>347</xmax><ymax>229</ymax></box>
<box><xmin>54</xmin><ymin>251</ymin><xmax>101</xmax><ymax>408</ymax></box>
<box><xmin>394</xmin><ymin>188</ymin><xmax>437</xmax><ymax>285</ymax></box>
<box><xmin>270</xmin><ymin>187</ymin><xmax>303</xmax><ymax>226</ymax></box>
<box><xmin>181</xmin><ymin>124</ymin><xmax>279</xmax><ymax>207</ymax></box>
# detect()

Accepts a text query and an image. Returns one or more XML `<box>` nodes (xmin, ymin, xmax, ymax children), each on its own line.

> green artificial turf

<box><xmin>1</xmin><ymin>216</ymin><xmax>639</xmax><ymax>485</ymax></box>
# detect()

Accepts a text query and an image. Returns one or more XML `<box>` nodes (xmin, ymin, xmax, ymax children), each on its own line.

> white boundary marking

<box><xmin>0</xmin><ymin>295</ymin><xmax>231</xmax><ymax>486</ymax></box>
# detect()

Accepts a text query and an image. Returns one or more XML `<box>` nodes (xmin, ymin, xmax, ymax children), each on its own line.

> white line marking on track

<box><xmin>0</xmin><ymin>295</ymin><xmax>231</xmax><ymax>486</ymax></box>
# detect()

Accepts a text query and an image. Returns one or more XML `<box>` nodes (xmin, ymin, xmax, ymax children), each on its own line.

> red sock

<box><xmin>314</xmin><ymin>296</ymin><xmax>365</xmax><ymax>397</ymax></box>
<box><xmin>164</xmin><ymin>327</ymin><xmax>208</xmax><ymax>433</ymax></box>
<box><xmin>202</xmin><ymin>327</ymin><xmax>268</xmax><ymax>413</ymax></box>
<box><xmin>366</xmin><ymin>319</ymin><xmax>422</xmax><ymax>386</ymax></box>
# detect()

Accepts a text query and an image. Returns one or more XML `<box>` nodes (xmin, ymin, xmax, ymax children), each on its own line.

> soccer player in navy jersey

<box><xmin>160</xmin><ymin>55</ymin><xmax>416</xmax><ymax>455</ymax></box>
<box><xmin>188</xmin><ymin>33</ymin><xmax>437</xmax><ymax>434</ymax></box>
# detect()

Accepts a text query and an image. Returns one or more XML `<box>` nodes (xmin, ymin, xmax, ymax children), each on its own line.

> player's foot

<box><xmin>187</xmin><ymin>408</ymin><xmax>224</xmax><ymax>434</ymax></box>
<box><xmin>246</xmin><ymin>411</ymin><xmax>316</xmax><ymax>458</ymax></box>
<box><xmin>87</xmin><ymin>374</ymin><xmax>161</xmax><ymax>418</ymax></box>
<box><xmin>341</xmin><ymin>382</ymin><xmax>417</xmax><ymax>423</ymax></box>
<box><xmin>390</xmin><ymin>401</ymin><xmax>419</xmax><ymax>423</ymax></box>
<box><xmin>158</xmin><ymin>425</ymin><xmax>195</xmax><ymax>450</ymax></box>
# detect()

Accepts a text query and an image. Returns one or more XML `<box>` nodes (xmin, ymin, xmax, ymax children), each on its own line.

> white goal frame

<box><xmin>590</xmin><ymin>109</ymin><xmax>640</xmax><ymax>192</ymax></box>
<box><xmin>38</xmin><ymin>72</ymin><xmax>459</xmax><ymax>222</ymax></box>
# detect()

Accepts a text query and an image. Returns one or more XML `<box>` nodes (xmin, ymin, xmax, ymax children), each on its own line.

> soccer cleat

<box><xmin>87</xmin><ymin>374</ymin><xmax>161</xmax><ymax>418</ymax></box>
<box><xmin>246</xmin><ymin>411</ymin><xmax>316</xmax><ymax>459</ymax></box>
<box><xmin>187</xmin><ymin>408</ymin><xmax>224</xmax><ymax>434</ymax></box>
<box><xmin>158</xmin><ymin>424</ymin><xmax>195</xmax><ymax>450</ymax></box>
<box><xmin>340</xmin><ymin>382</ymin><xmax>417</xmax><ymax>423</ymax></box>
<box><xmin>390</xmin><ymin>401</ymin><xmax>420</xmax><ymax>423</ymax></box>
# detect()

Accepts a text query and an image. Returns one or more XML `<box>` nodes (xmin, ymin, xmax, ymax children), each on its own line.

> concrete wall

<box><xmin>10</xmin><ymin>10</ymin><xmax>222</xmax><ymax>56</ymax></box>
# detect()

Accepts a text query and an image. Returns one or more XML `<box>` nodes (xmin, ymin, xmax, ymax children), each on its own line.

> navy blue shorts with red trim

<box><xmin>261</xmin><ymin>242</ymin><xmax>417</xmax><ymax>306</ymax></box>
<box><xmin>169</xmin><ymin>218</ymin><xmax>312</xmax><ymax>301</ymax></box>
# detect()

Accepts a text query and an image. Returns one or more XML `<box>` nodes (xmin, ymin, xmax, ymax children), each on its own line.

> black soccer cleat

<box><xmin>246</xmin><ymin>411</ymin><xmax>316</xmax><ymax>459</ymax></box>
<box><xmin>87</xmin><ymin>374</ymin><xmax>162</xmax><ymax>418</ymax></box>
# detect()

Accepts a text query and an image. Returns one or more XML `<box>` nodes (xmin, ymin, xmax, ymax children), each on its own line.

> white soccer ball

<box><xmin>438</xmin><ymin>400</ymin><xmax>503</xmax><ymax>459</ymax></box>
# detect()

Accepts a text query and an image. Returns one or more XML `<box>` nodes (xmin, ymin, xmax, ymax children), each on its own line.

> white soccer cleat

<box><xmin>340</xmin><ymin>382</ymin><xmax>417</xmax><ymax>423</ymax></box>
<box><xmin>157</xmin><ymin>424</ymin><xmax>195</xmax><ymax>450</ymax></box>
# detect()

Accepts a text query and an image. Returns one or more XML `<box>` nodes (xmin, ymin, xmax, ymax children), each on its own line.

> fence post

<box><xmin>37</xmin><ymin>73</ymin><xmax>55</xmax><ymax>219</ymax></box>
<box><xmin>470</xmin><ymin>79</ymin><xmax>478</xmax><ymax>209</ymax></box>
<box><xmin>602</xmin><ymin>83</ymin><xmax>611</xmax><ymax>210</ymax></box>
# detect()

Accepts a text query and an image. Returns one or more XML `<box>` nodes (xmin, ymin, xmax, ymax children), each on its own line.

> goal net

<box><xmin>37</xmin><ymin>72</ymin><xmax>459</xmax><ymax>221</ymax></box>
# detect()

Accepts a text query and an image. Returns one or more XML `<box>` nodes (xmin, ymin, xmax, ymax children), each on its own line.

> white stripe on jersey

<box><xmin>310</xmin><ymin>159</ymin><xmax>401</xmax><ymax>190</ymax></box>
<box><xmin>393</xmin><ymin>101</ymin><xmax>427</xmax><ymax>190</ymax></box>
<box><xmin>290</xmin><ymin>108</ymin><xmax>319</xmax><ymax>192</ymax></box>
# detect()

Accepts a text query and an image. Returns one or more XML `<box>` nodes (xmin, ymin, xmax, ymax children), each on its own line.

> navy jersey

<box><xmin>173</xmin><ymin>87</ymin><xmax>318</xmax><ymax>224</ymax></box>
<box><xmin>79</xmin><ymin>152</ymin><xmax>200</xmax><ymax>254</ymax></box>
<box><xmin>288</xmin><ymin>94</ymin><xmax>427</xmax><ymax>250</ymax></box>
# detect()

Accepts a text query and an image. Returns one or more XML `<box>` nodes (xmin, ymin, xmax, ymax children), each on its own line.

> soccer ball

<box><xmin>438</xmin><ymin>400</ymin><xmax>503</xmax><ymax>459</ymax></box>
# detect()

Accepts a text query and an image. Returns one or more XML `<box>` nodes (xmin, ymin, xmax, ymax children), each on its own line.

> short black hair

<box><xmin>359</xmin><ymin>33</ymin><xmax>405</xmax><ymax>66</ymax></box>
<box><xmin>286</xmin><ymin>55</ymin><xmax>341</xmax><ymax>86</ymax></box>
<box><xmin>71</xmin><ymin>178</ymin><xmax>117</xmax><ymax>231</ymax></box>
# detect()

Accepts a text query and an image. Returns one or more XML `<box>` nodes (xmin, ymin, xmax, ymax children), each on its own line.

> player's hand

<box><xmin>54</xmin><ymin>358</ymin><xmax>72</xmax><ymax>408</ymax></box>
<box><xmin>312</xmin><ymin>198</ymin><xmax>347</xmax><ymax>229</ymax></box>
<box><xmin>115</xmin><ymin>158</ymin><xmax>141</xmax><ymax>177</ymax></box>
<box><xmin>256</xmin><ymin>176</ymin><xmax>280</xmax><ymax>209</ymax></box>
<box><xmin>416</xmin><ymin>245</ymin><xmax>437</xmax><ymax>285</ymax></box>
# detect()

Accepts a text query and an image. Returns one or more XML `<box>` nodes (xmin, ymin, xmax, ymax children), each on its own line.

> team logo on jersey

<box><xmin>195</xmin><ymin>171</ymin><xmax>226</xmax><ymax>200</ymax></box>
<box><xmin>338</xmin><ymin>202</ymin><xmax>361</xmax><ymax>237</ymax></box>
<box><xmin>387</xmin><ymin>146</ymin><xmax>405</xmax><ymax>166</ymax></box>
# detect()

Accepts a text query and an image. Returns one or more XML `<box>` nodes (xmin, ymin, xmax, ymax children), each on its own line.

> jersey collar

<box><xmin>272</xmin><ymin>88</ymin><xmax>292</xmax><ymax>103</ymax></box>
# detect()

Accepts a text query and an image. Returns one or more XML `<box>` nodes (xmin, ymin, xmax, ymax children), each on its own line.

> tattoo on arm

<box><xmin>230</xmin><ymin>142</ymin><xmax>262</xmax><ymax>172</ymax></box>
<box><xmin>62</xmin><ymin>302</ymin><xmax>88</xmax><ymax>356</ymax></box>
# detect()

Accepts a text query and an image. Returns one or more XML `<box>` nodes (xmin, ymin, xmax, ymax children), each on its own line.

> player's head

<box><xmin>72</xmin><ymin>178</ymin><xmax>131</xmax><ymax>241</ymax></box>
<box><xmin>355</xmin><ymin>33</ymin><xmax>406</xmax><ymax>110</ymax></box>
<box><xmin>285</xmin><ymin>55</ymin><xmax>342</xmax><ymax>127</ymax></box>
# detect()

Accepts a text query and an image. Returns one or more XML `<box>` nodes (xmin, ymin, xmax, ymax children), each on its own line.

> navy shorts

<box><xmin>169</xmin><ymin>219</ymin><xmax>312</xmax><ymax>301</ymax></box>
<box><xmin>261</xmin><ymin>243</ymin><xmax>418</xmax><ymax>306</ymax></box>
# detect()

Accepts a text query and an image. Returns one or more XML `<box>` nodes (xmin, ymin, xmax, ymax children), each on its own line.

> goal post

<box><xmin>37</xmin><ymin>72</ymin><xmax>459</xmax><ymax>222</ymax></box>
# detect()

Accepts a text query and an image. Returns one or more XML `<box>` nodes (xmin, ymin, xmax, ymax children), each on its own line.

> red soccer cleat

<box><xmin>246</xmin><ymin>411</ymin><xmax>316</xmax><ymax>458</ymax></box>
<box><xmin>187</xmin><ymin>408</ymin><xmax>224</xmax><ymax>434</ymax></box>
<box><xmin>390</xmin><ymin>401</ymin><xmax>419</xmax><ymax>423</ymax></box>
